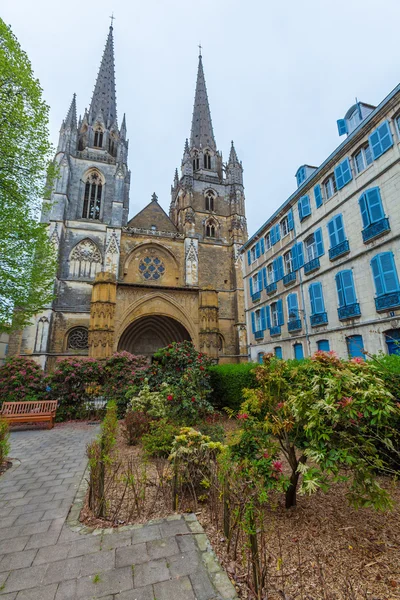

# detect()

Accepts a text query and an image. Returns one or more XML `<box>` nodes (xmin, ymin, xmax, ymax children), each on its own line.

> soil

<box><xmin>80</xmin><ymin>421</ymin><xmax>400</xmax><ymax>599</ymax></box>
<box><xmin>0</xmin><ymin>460</ymin><xmax>12</xmax><ymax>477</ymax></box>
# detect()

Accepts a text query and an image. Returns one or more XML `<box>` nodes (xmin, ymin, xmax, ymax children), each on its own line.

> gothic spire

<box><xmin>64</xmin><ymin>93</ymin><xmax>77</xmax><ymax>129</ymax></box>
<box><xmin>190</xmin><ymin>54</ymin><xmax>216</xmax><ymax>151</ymax></box>
<box><xmin>89</xmin><ymin>25</ymin><xmax>117</xmax><ymax>129</ymax></box>
<box><xmin>120</xmin><ymin>113</ymin><xmax>127</xmax><ymax>139</ymax></box>
<box><xmin>229</xmin><ymin>140</ymin><xmax>239</xmax><ymax>164</ymax></box>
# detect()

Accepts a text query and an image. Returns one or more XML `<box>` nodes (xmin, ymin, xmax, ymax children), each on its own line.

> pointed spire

<box><xmin>64</xmin><ymin>94</ymin><xmax>77</xmax><ymax>129</ymax></box>
<box><xmin>89</xmin><ymin>25</ymin><xmax>117</xmax><ymax>129</ymax></box>
<box><xmin>190</xmin><ymin>53</ymin><xmax>216</xmax><ymax>150</ymax></box>
<box><xmin>229</xmin><ymin>140</ymin><xmax>239</xmax><ymax>164</ymax></box>
<box><xmin>120</xmin><ymin>113</ymin><xmax>127</xmax><ymax>139</ymax></box>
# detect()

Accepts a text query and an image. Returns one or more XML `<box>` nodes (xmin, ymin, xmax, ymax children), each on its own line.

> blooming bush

<box><xmin>126</xmin><ymin>379</ymin><xmax>169</xmax><ymax>418</ymax></box>
<box><xmin>0</xmin><ymin>356</ymin><xmax>46</xmax><ymax>404</ymax></box>
<box><xmin>102</xmin><ymin>352</ymin><xmax>148</xmax><ymax>415</ymax></box>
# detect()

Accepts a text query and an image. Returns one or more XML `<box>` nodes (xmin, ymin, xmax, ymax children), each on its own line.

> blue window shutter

<box><xmin>327</xmin><ymin>219</ymin><xmax>336</xmax><ymax>248</ymax></box>
<box><xmin>292</xmin><ymin>244</ymin><xmax>298</xmax><ymax>270</ymax></box>
<box><xmin>270</xmin><ymin>227</ymin><xmax>276</xmax><ymax>246</ymax></box>
<box><xmin>335</xmin><ymin>273</ymin><xmax>345</xmax><ymax>307</ymax></box>
<box><xmin>365</xmin><ymin>188</ymin><xmax>384</xmax><ymax>223</ymax></box>
<box><xmin>278</xmin><ymin>256</ymin><xmax>284</xmax><ymax>280</ymax></box>
<box><xmin>257</xmin><ymin>271</ymin><xmax>262</xmax><ymax>291</ymax></box>
<box><xmin>287</xmin><ymin>293</ymin><xmax>298</xmax><ymax>318</ymax></box>
<box><xmin>301</xmin><ymin>195</ymin><xmax>311</xmax><ymax>218</ymax></box>
<box><xmin>359</xmin><ymin>193</ymin><xmax>370</xmax><ymax>228</ymax></box>
<box><xmin>247</xmin><ymin>250</ymin><xmax>251</xmax><ymax>265</ymax></box>
<box><xmin>317</xmin><ymin>339</ymin><xmax>330</xmax><ymax>352</ymax></box>
<box><xmin>255</xmin><ymin>241</ymin><xmax>260</xmax><ymax>258</ymax></box>
<box><xmin>310</xmin><ymin>282</ymin><xmax>324</xmax><ymax>314</ymax></box>
<box><xmin>294</xmin><ymin>343</ymin><xmax>304</xmax><ymax>360</ymax></box>
<box><xmin>262</xmin><ymin>267</ymin><xmax>267</xmax><ymax>289</ymax></box>
<box><xmin>260</xmin><ymin>237</ymin><xmax>265</xmax><ymax>254</ymax></box>
<box><xmin>335</xmin><ymin>215</ymin><xmax>346</xmax><ymax>243</ymax></box>
<box><xmin>265</xmin><ymin>305</ymin><xmax>271</xmax><ymax>329</ymax></box>
<box><xmin>314</xmin><ymin>184</ymin><xmax>323</xmax><ymax>208</ymax></box>
<box><xmin>340</xmin><ymin>158</ymin><xmax>352</xmax><ymax>187</ymax></box>
<box><xmin>371</xmin><ymin>256</ymin><xmax>384</xmax><ymax>296</ymax></box>
<box><xmin>309</xmin><ymin>284</ymin><xmax>316</xmax><ymax>314</ymax></box>
<box><xmin>287</xmin><ymin>209</ymin><xmax>294</xmax><ymax>231</ymax></box>
<box><xmin>369</xmin><ymin>129</ymin><xmax>382</xmax><ymax>160</ymax></box>
<box><xmin>297</xmin><ymin>242</ymin><xmax>304</xmax><ymax>268</ymax></box>
<box><xmin>261</xmin><ymin>307</ymin><xmax>266</xmax><ymax>331</ymax></box>
<box><xmin>334</xmin><ymin>163</ymin><xmax>344</xmax><ymax>190</ymax></box>
<box><xmin>297</xmin><ymin>199</ymin><xmax>303</xmax><ymax>221</ymax></box>
<box><xmin>275</xmin><ymin>346</ymin><xmax>283</xmax><ymax>359</ymax></box>
<box><xmin>275</xmin><ymin>223</ymin><xmax>281</xmax><ymax>242</ymax></box>
<box><xmin>251</xmin><ymin>312</ymin><xmax>256</xmax><ymax>334</ymax></box>
<box><xmin>347</xmin><ymin>335</ymin><xmax>365</xmax><ymax>359</ymax></box>
<box><xmin>273</xmin><ymin>258</ymin><xmax>278</xmax><ymax>282</ymax></box>
<box><xmin>369</xmin><ymin>121</ymin><xmax>393</xmax><ymax>159</ymax></box>
<box><xmin>249</xmin><ymin>277</ymin><xmax>254</xmax><ymax>296</ymax></box>
<box><xmin>380</xmin><ymin>252</ymin><xmax>400</xmax><ymax>293</ymax></box>
<box><xmin>277</xmin><ymin>299</ymin><xmax>284</xmax><ymax>325</ymax></box>
<box><xmin>314</xmin><ymin>228</ymin><xmax>324</xmax><ymax>256</ymax></box>
<box><xmin>341</xmin><ymin>270</ymin><xmax>356</xmax><ymax>305</ymax></box>
<box><xmin>337</xmin><ymin>119</ymin><xmax>347</xmax><ymax>136</ymax></box>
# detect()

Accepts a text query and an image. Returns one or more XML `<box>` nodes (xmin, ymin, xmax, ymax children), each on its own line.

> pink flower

<box><xmin>167</xmin><ymin>395</ymin><xmax>173</xmax><ymax>401</ymax></box>
<box><xmin>272</xmin><ymin>460</ymin><xmax>283</xmax><ymax>473</ymax></box>
<box><xmin>338</xmin><ymin>396</ymin><xmax>353</xmax><ymax>408</ymax></box>
<box><xmin>276</xmin><ymin>402</ymin><xmax>284</xmax><ymax>410</ymax></box>
<box><xmin>237</xmin><ymin>413</ymin><xmax>249</xmax><ymax>420</ymax></box>
<box><xmin>263</xmin><ymin>452</ymin><xmax>269</xmax><ymax>459</ymax></box>
<box><xmin>351</xmin><ymin>357</ymin><xmax>364</xmax><ymax>364</ymax></box>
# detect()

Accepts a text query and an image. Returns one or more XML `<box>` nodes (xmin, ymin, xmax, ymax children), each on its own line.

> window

<box><xmin>82</xmin><ymin>171</ymin><xmax>102</xmax><ymax>219</ymax></box>
<box><xmin>93</xmin><ymin>129</ymin><xmax>103</xmax><ymax>148</ymax></box>
<box><xmin>273</xmin><ymin>256</ymin><xmax>284</xmax><ymax>281</ymax></box>
<box><xmin>309</xmin><ymin>282</ymin><xmax>325</xmax><ymax>314</ymax></box>
<box><xmin>270</xmin><ymin>223</ymin><xmax>281</xmax><ymax>245</ymax></box>
<box><xmin>280</xmin><ymin>216</ymin><xmax>289</xmax><ymax>237</ymax></box>
<box><xmin>251</xmin><ymin>307</ymin><xmax>266</xmax><ymax>334</ymax></box>
<box><xmin>267</xmin><ymin>263</ymin><xmax>274</xmax><ymax>283</ymax></box>
<box><xmin>250</xmin><ymin>272</ymin><xmax>262</xmax><ymax>296</ymax></box>
<box><xmin>353</xmin><ymin>145</ymin><xmax>373</xmax><ymax>174</ymax></box>
<box><xmin>327</xmin><ymin>214</ymin><xmax>346</xmax><ymax>248</ymax></box>
<box><xmin>34</xmin><ymin>317</ymin><xmax>49</xmax><ymax>353</ymax></box>
<box><xmin>369</xmin><ymin>120</ymin><xmax>393</xmax><ymax>160</ymax></box>
<box><xmin>204</xmin><ymin>151</ymin><xmax>211</xmax><ymax>169</ymax></box>
<box><xmin>205</xmin><ymin>192</ymin><xmax>215</xmax><ymax>211</ymax></box>
<box><xmin>314</xmin><ymin>184</ymin><xmax>323</xmax><ymax>208</ymax></box>
<box><xmin>257</xmin><ymin>352</ymin><xmax>264</xmax><ymax>364</ymax></box>
<box><xmin>292</xmin><ymin>242</ymin><xmax>304</xmax><ymax>270</ymax></box>
<box><xmin>287</xmin><ymin>293</ymin><xmax>299</xmax><ymax>320</ymax></box>
<box><xmin>304</xmin><ymin>229</ymin><xmax>324</xmax><ymax>263</ymax></box>
<box><xmin>270</xmin><ymin>300</ymin><xmax>284</xmax><ymax>327</ymax></box>
<box><xmin>265</xmin><ymin>232</ymin><xmax>272</xmax><ymax>250</ymax></box>
<box><xmin>346</xmin><ymin>335</ymin><xmax>365</xmax><ymax>359</ymax></box>
<box><xmin>371</xmin><ymin>253</ymin><xmax>400</xmax><ymax>296</ymax></box>
<box><xmin>248</xmin><ymin>240</ymin><xmax>261</xmax><ymax>264</ymax></box>
<box><xmin>193</xmin><ymin>152</ymin><xmax>200</xmax><ymax>170</ymax></box>
<box><xmin>284</xmin><ymin>250</ymin><xmax>293</xmax><ymax>274</ymax></box>
<box><xmin>274</xmin><ymin>346</ymin><xmax>283</xmax><ymax>359</ymax></box>
<box><xmin>296</xmin><ymin>166</ymin><xmax>306</xmax><ymax>187</ymax></box>
<box><xmin>151</xmin><ymin>225</ymin><xmax>157</xmax><ymax>231</ymax></box>
<box><xmin>335</xmin><ymin>270</ymin><xmax>357</xmax><ymax>307</ymax></box>
<box><xmin>317</xmin><ymin>339</ymin><xmax>330</xmax><ymax>352</ymax></box>
<box><xmin>255</xmin><ymin>309</ymin><xmax>262</xmax><ymax>331</ymax></box>
<box><xmin>334</xmin><ymin>157</ymin><xmax>352</xmax><ymax>190</ymax></box>
<box><xmin>385</xmin><ymin>329</ymin><xmax>400</xmax><ymax>356</ymax></box>
<box><xmin>67</xmin><ymin>327</ymin><xmax>89</xmax><ymax>350</ymax></box>
<box><xmin>70</xmin><ymin>239</ymin><xmax>102</xmax><ymax>278</ymax></box>
<box><xmin>298</xmin><ymin>195</ymin><xmax>311</xmax><ymax>221</ymax></box>
<box><xmin>293</xmin><ymin>343</ymin><xmax>304</xmax><ymax>360</ymax></box>
<box><xmin>359</xmin><ymin>187</ymin><xmax>385</xmax><ymax>228</ymax></box>
<box><xmin>206</xmin><ymin>222</ymin><xmax>216</xmax><ymax>237</ymax></box>
<box><xmin>324</xmin><ymin>175</ymin><xmax>337</xmax><ymax>199</ymax></box>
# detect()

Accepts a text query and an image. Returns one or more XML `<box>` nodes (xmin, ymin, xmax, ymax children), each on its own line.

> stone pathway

<box><xmin>0</xmin><ymin>426</ymin><xmax>236</xmax><ymax>600</ymax></box>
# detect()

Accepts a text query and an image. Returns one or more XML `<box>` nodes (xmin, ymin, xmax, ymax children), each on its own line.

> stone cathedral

<box><xmin>12</xmin><ymin>25</ymin><xmax>248</xmax><ymax>369</ymax></box>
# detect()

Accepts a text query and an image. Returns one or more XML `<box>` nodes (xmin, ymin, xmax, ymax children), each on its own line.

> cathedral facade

<box><xmin>10</xmin><ymin>25</ymin><xmax>248</xmax><ymax>369</ymax></box>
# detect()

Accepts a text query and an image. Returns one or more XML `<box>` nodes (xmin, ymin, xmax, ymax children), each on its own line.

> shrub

<box><xmin>126</xmin><ymin>379</ymin><xmax>169</xmax><ymax>418</ymax></box>
<box><xmin>123</xmin><ymin>411</ymin><xmax>152</xmax><ymax>446</ymax></box>
<box><xmin>46</xmin><ymin>357</ymin><xmax>104</xmax><ymax>420</ymax></box>
<box><xmin>0</xmin><ymin>418</ymin><xmax>10</xmax><ymax>465</ymax></box>
<box><xmin>103</xmin><ymin>352</ymin><xmax>148</xmax><ymax>415</ymax></box>
<box><xmin>141</xmin><ymin>419</ymin><xmax>180</xmax><ymax>458</ymax></box>
<box><xmin>0</xmin><ymin>356</ymin><xmax>46</xmax><ymax>405</ymax></box>
<box><xmin>369</xmin><ymin>353</ymin><xmax>400</xmax><ymax>401</ymax></box>
<box><xmin>208</xmin><ymin>363</ymin><xmax>257</xmax><ymax>412</ymax></box>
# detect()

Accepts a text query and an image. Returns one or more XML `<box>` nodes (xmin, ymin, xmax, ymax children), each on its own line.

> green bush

<box><xmin>369</xmin><ymin>353</ymin><xmax>400</xmax><ymax>401</ymax></box>
<box><xmin>141</xmin><ymin>419</ymin><xmax>180</xmax><ymax>458</ymax></box>
<box><xmin>208</xmin><ymin>363</ymin><xmax>258</xmax><ymax>412</ymax></box>
<box><xmin>0</xmin><ymin>418</ymin><xmax>10</xmax><ymax>465</ymax></box>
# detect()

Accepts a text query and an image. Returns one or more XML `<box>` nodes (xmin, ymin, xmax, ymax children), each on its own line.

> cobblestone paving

<box><xmin>0</xmin><ymin>426</ymin><xmax>236</xmax><ymax>599</ymax></box>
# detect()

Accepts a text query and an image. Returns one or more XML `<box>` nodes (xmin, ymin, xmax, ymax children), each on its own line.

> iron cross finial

<box><xmin>110</xmin><ymin>13</ymin><xmax>115</xmax><ymax>27</ymax></box>
<box><xmin>198</xmin><ymin>43</ymin><xmax>202</xmax><ymax>57</ymax></box>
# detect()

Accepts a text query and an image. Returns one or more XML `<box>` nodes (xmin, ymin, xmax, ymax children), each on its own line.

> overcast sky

<box><xmin>3</xmin><ymin>0</ymin><xmax>400</xmax><ymax>235</ymax></box>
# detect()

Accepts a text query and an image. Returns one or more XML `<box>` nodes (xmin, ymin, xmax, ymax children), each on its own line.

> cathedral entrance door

<box><xmin>118</xmin><ymin>315</ymin><xmax>191</xmax><ymax>357</ymax></box>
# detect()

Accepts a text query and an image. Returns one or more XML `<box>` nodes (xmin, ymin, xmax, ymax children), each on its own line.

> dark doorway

<box><xmin>118</xmin><ymin>315</ymin><xmax>191</xmax><ymax>356</ymax></box>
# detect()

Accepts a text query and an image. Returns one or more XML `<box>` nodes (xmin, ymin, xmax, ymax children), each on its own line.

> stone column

<box><xmin>88</xmin><ymin>271</ymin><xmax>117</xmax><ymax>359</ymax></box>
<box><xmin>199</xmin><ymin>289</ymin><xmax>219</xmax><ymax>362</ymax></box>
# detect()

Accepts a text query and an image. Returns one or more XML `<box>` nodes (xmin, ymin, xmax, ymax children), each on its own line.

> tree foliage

<box><xmin>0</xmin><ymin>18</ymin><xmax>57</xmax><ymax>332</ymax></box>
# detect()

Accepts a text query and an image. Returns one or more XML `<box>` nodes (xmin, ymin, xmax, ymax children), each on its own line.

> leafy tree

<box><xmin>242</xmin><ymin>352</ymin><xmax>399</xmax><ymax>510</ymax></box>
<box><xmin>0</xmin><ymin>18</ymin><xmax>57</xmax><ymax>332</ymax></box>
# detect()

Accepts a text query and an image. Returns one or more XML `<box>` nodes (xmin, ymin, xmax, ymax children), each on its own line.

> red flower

<box><xmin>191</xmin><ymin>397</ymin><xmax>196</xmax><ymax>402</ymax></box>
<box><xmin>167</xmin><ymin>395</ymin><xmax>173</xmax><ymax>401</ymax></box>
<box><xmin>263</xmin><ymin>452</ymin><xmax>269</xmax><ymax>459</ymax></box>
<box><xmin>200</xmin><ymin>366</ymin><xmax>204</xmax><ymax>371</ymax></box>
<box><xmin>237</xmin><ymin>413</ymin><xmax>249</xmax><ymax>420</ymax></box>
<box><xmin>272</xmin><ymin>460</ymin><xmax>283</xmax><ymax>473</ymax></box>
<box><xmin>276</xmin><ymin>402</ymin><xmax>284</xmax><ymax>410</ymax></box>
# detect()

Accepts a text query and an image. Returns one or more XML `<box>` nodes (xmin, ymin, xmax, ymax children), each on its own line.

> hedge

<box><xmin>208</xmin><ymin>362</ymin><xmax>258</xmax><ymax>412</ymax></box>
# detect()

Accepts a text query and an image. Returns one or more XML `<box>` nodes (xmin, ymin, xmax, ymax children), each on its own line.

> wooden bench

<box><xmin>0</xmin><ymin>401</ymin><xmax>58</xmax><ymax>429</ymax></box>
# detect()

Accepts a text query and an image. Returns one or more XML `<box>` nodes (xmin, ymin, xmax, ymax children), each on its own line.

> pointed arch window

<box><xmin>204</xmin><ymin>151</ymin><xmax>211</xmax><ymax>169</ymax></box>
<box><xmin>205</xmin><ymin>218</ymin><xmax>217</xmax><ymax>238</ymax></box>
<box><xmin>69</xmin><ymin>239</ymin><xmax>102</xmax><ymax>278</ymax></box>
<box><xmin>82</xmin><ymin>171</ymin><xmax>103</xmax><ymax>220</ymax></box>
<box><xmin>205</xmin><ymin>191</ymin><xmax>215</xmax><ymax>212</ymax></box>
<box><xmin>34</xmin><ymin>317</ymin><xmax>49</xmax><ymax>353</ymax></box>
<box><xmin>93</xmin><ymin>129</ymin><xmax>103</xmax><ymax>148</ymax></box>
<box><xmin>193</xmin><ymin>152</ymin><xmax>200</xmax><ymax>171</ymax></box>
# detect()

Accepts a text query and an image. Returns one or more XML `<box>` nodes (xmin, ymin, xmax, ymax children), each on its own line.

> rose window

<box><xmin>138</xmin><ymin>256</ymin><xmax>165</xmax><ymax>280</ymax></box>
<box><xmin>67</xmin><ymin>327</ymin><xmax>89</xmax><ymax>350</ymax></box>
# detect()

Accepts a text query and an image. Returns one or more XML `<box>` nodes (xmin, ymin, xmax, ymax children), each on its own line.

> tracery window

<box><xmin>139</xmin><ymin>256</ymin><xmax>165</xmax><ymax>280</ymax></box>
<box><xmin>69</xmin><ymin>239</ymin><xmax>102</xmax><ymax>278</ymax></box>
<box><xmin>205</xmin><ymin>220</ymin><xmax>216</xmax><ymax>238</ymax></box>
<box><xmin>205</xmin><ymin>191</ymin><xmax>215</xmax><ymax>211</ymax></box>
<box><xmin>67</xmin><ymin>327</ymin><xmax>89</xmax><ymax>350</ymax></box>
<box><xmin>192</xmin><ymin>152</ymin><xmax>200</xmax><ymax>171</ymax></box>
<box><xmin>82</xmin><ymin>171</ymin><xmax>103</xmax><ymax>219</ymax></box>
<box><xmin>204</xmin><ymin>151</ymin><xmax>211</xmax><ymax>169</ymax></box>
<box><xmin>93</xmin><ymin>129</ymin><xmax>103</xmax><ymax>148</ymax></box>
<box><xmin>34</xmin><ymin>317</ymin><xmax>49</xmax><ymax>353</ymax></box>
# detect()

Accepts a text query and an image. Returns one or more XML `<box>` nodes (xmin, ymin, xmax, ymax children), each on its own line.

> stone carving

<box><xmin>70</xmin><ymin>239</ymin><xmax>102</xmax><ymax>278</ymax></box>
<box><xmin>185</xmin><ymin>208</ymin><xmax>195</xmax><ymax>224</ymax></box>
<box><xmin>185</xmin><ymin>238</ymin><xmax>199</xmax><ymax>286</ymax></box>
<box><xmin>105</xmin><ymin>229</ymin><xmax>121</xmax><ymax>275</ymax></box>
<box><xmin>139</xmin><ymin>256</ymin><xmax>165</xmax><ymax>280</ymax></box>
<box><xmin>67</xmin><ymin>327</ymin><xmax>89</xmax><ymax>350</ymax></box>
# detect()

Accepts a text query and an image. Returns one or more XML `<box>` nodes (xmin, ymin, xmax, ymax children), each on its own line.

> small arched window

<box><xmin>67</xmin><ymin>327</ymin><xmax>89</xmax><ymax>351</ymax></box>
<box><xmin>82</xmin><ymin>171</ymin><xmax>103</xmax><ymax>220</ymax></box>
<box><xmin>108</xmin><ymin>138</ymin><xmax>115</xmax><ymax>156</ymax></box>
<box><xmin>93</xmin><ymin>129</ymin><xmax>103</xmax><ymax>148</ymax></box>
<box><xmin>192</xmin><ymin>152</ymin><xmax>200</xmax><ymax>171</ymax></box>
<box><xmin>204</xmin><ymin>151</ymin><xmax>211</xmax><ymax>169</ymax></box>
<box><xmin>205</xmin><ymin>192</ymin><xmax>215</xmax><ymax>212</ymax></box>
<box><xmin>206</xmin><ymin>222</ymin><xmax>216</xmax><ymax>238</ymax></box>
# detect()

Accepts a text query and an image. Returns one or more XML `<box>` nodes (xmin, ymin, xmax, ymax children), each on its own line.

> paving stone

<box><xmin>131</xmin><ymin>526</ymin><xmax>161</xmax><ymax>545</ymax></box>
<box><xmin>0</xmin><ymin>527</ymin><xmax>21</xmax><ymax>542</ymax></box>
<box><xmin>43</xmin><ymin>557</ymin><xmax>82</xmax><ymax>585</ymax></box>
<box><xmin>54</xmin><ymin>579</ymin><xmax>77</xmax><ymax>600</ymax></box>
<box><xmin>102</xmin><ymin>532</ymin><xmax>132</xmax><ymax>551</ymax></box>
<box><xmin>146</xmin><ymin>538</ymin><xmax>179</xmax><ymax>559</ymax></box>
<box><xmin>79</xmin><ymin>549</ymin><xmax>116</xmax><ymax>577</ymax></box>
<box><xmin>177</xmin><ymin>533</ymin><xmax>197</xmax><ymax>553</ymax></box>
<box><xmin>25</xmin><ymin>531</ymin><xmax>60</xmax><ymax>550</ymax></box>
<box><xmin>0</xmin><ymin>537</ymin><xmax>29</xmax><ymax>555</ymax></box>
<box><xmin>115</xmin><ymin>543</ymin><xmax>149</xmax><ymax>568</ymax></box>
<box><xmin>0</xmin><ymin>518</ymin><xmax>17</xmax><ymax>530</ymax></box>
<box><xmin>189</xmin><ymin>569</ymin><xmax>218</xmax><ymax>600</ymax></box>
<box><xmin>153</xmin><ymin>576</ymin><xmax>196</xmax><ymax>600</ymax></box>
<box><xmin>2</xmin><ymin>564</ymin><xmax>48</xmax><ymax>593</ymax></box>
<box><xmin>33</xmin><ymin>543</ymin><xmax>71</xmax><ymax>566</ymax></box>
<box><xmin>116</xmin><ymin>585</ymin><xmax>154</xmax><ymax>599</ymax></box>
<box><xmin>168</xmin><ymin>550</ymin><xmax>201</xmax><ymax>577</ymax></box>
<box><xmin>134</xmin><ymin>558</ymin><xmax>170</xmax><ymax>587</ymax></box>
<box><xmin>14</xmin><ymin>511</ymin><xmax>45</xmax><ymax>527</ymax></box>
<box><xmin>67</xmin><ymin>536</ymin><xmax>101</xmax><ymax>558</ymax></box>
<box><xmin>0</xmin><ymin>550</ymin><xmax>37</xmax><ymax>573</ymax></box>
<box><xmin>76</xmin><ymin>566</ymin><xmax>133</xmax><ymax>599</ymax></box>
<box><xmin>0</xmin><ymin>594</ymin><xmax>17</xmax><ymax>600</ymax></box>
<box><xmin>159</xmin><ymin>519</ymin><xmax>189</xmax><ymax>537</ymax></box>
<box><xmin>15</xmin><ymin>583</ymin><xmax>58</xmax><ymax>600</ymax></box>
<box><xmin>19</xmin><ymin>520</ymin><xmax>51</xmax><ymax>536</ymax></box>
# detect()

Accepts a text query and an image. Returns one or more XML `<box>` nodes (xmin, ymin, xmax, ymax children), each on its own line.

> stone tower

<box><xmin>15</xmin><ymin>25</ymin><xmax>130</xmax><ymax>369</ymax></box>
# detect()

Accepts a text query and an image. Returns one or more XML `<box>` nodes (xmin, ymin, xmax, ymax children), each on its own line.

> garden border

<box><xmin>67</xmin><ymin>462</ymin><xmax>238</xmax><ymax>600</ymax></box>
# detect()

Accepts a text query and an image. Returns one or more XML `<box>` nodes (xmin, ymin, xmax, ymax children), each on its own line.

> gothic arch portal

<box><xmin>118</xmin><ymin>315</ymin><xmax>191</xmax><ymax>356</ymax></box>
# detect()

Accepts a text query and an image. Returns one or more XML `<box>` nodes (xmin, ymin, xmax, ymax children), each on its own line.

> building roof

<box><xmin>127</xmin><ymin>194</ymin><xmax>178</xmax><ymax>233</ymax></box>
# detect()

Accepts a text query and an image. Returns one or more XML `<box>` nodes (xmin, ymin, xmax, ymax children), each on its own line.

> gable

<box><xmin>127</xmin><ymin>201</ymin><xmax>177</xmax><ymax>233</ymax></box>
